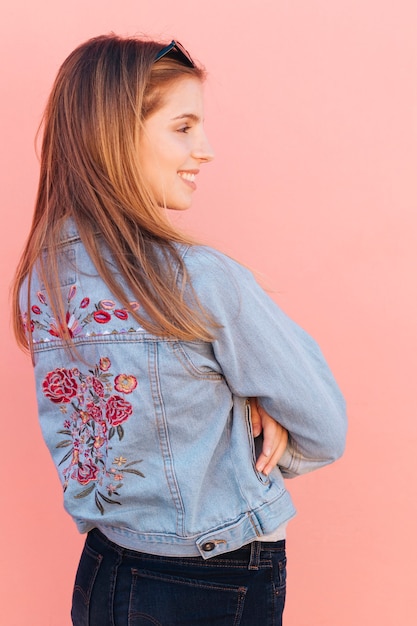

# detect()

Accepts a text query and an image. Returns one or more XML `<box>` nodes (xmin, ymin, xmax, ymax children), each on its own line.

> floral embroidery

<box><xmin>24</xmin><ymin>284</ymin><xmax>142</xmax><ymax>343</ymax></box>
<box><xmin>99</xmin><ymin>357</ymin><xmax>111</xmax><ymax>371</ymax></box>
<box><xmin>42</xmin><ymin>358</ymin><xmax>144</xmax><ymax>514</ymax></box>
<box><xmin>114</xmin><ymin>374</ymin><xmax>138</xmax><ymax>394</ymax></box>
<box><xmin>43</xmin><ymin>368</ymin><xmax>78</xmax><ymax>404</ymax></box>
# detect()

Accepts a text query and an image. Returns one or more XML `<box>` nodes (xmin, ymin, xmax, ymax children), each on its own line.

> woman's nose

<box><xmin>192</xmin><ymin>133</ymin><xmax>215</xmax><ymax>163</ymax></box>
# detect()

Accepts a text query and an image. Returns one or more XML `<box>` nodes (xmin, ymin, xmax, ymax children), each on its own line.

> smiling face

<box><xmin>138</xmin><ymin>77</ymin><xmax>214</xmax><ymax>211</ymax></box>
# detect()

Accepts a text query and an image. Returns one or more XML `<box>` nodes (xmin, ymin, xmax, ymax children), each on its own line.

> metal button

<box><xmin>202</xmin><ymin>541</ymin><xmax>215</xmax><ymax>552</ymax></box>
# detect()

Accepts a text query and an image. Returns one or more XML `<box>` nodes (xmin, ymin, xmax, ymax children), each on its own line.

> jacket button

<box><xmin>202</xmin><ymin>541</ymin><xmax>215</xmax><ymax>552</ymax></box>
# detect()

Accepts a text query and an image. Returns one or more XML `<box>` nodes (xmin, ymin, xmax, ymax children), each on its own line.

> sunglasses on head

<box><xmin>154</xmin><ymin>40</ymin><xmax>196</xmax><ymax>68</ymax></box>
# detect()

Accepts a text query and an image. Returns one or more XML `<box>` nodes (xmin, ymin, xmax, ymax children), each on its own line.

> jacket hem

<box><xmin>91</xmin><ymin>491</ymin><xmax>296</xmax><ymax>559</ymax></box>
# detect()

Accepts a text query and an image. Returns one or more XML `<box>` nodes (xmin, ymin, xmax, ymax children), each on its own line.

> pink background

<box><xmin>1</xmin><ymin>1</ymin><xmax>416</xmax><ymax>624</ymax></box>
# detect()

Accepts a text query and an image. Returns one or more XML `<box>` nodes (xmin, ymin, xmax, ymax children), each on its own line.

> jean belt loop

<box><xmin>248</xmin><ymin>541</ymin><xmax>261</xmax><ymax>570</ymax></box>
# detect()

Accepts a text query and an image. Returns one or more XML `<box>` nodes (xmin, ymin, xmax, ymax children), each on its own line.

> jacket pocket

<box><xmin>245</xmin><ymin>400</ymin><xmax>270</xmax><ymax>486</ymax></box>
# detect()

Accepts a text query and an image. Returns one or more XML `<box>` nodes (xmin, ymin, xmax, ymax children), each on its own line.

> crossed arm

<box><xmin>249</xmin><ymin>398</ymin><xmax>289</xmax><ymax>476</ymax></box>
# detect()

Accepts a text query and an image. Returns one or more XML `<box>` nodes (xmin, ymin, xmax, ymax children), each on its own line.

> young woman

<box><xmin>12</xmin><ymin>35</ymin><xmax>347</xmax><ymax>625</ymax></box>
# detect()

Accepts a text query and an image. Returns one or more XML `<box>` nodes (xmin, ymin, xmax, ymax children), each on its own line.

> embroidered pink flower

<box><xmin>22</xmin><ymin>313</ymin><xmax>34</xmax><ymax>333</ymax></box>
<box><xmin>100</xmin><ymin>300</ymin><xmax>116</xmax><ymax>310</ymax></box>
<box><xmin>42</xmin><ymin>368</ymin><xmax>78</xmax><ymax>404</ymax></box>
<box><xmin>68</xmin><ymin>285</ymin><xmax>77</xmax><ymax>301</ymax></box>
<box><xmin>80</xmin><ymin>410</ymin><xmax>90</xmax><ymax>424</ymax></box>
<box><xmin>72</xmin><ymin>460</ymin><xmax>99</xmax><ymax>485</ymax></box>
<box><xmin>114</xmin><ymin>374</ymin><xmax>138</xmax><ymax>394</ymax></box>
<box><xmin>99</xmin><ymin>357</ymin><xmax>111</xmax><ymax>371</ymax></box>
<box><xmin>48</xmin><ymin>320</ymin><xmax>64</xmax><ymax>338</ymax></box>
<box><xmin>48</xmin><ymin>311</ymin><xmax>82</xmax><ymax>339</ymax></box>
<box><xmin>106</xmin><ymin>395</ymin><xmax>133</xmax><ymax>426</ymax></box>
<box><xmin>80</xmin><ymin>297</ymin><xmax>90</xmax><ymax>309</ymax></box>
<box><xmin>114</xmin><ymin>309</ymin><xmax>129</xmax><ymax>320</ymax></box>
<box><xmin>92</xmin><ymin>377</ymin><xmax>105</xmax><ymax>398</ymax></box>
<box><xmin>65</xmin><ymin>312</ymin><xmax>82</xmax><ymax>337</ymax></box>
<box><xmin>93</xmin><ymin>310</ymin><xmax>111</xmax><ymax>324</ymax></box>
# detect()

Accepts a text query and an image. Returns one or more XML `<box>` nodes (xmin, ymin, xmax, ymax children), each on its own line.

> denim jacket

<box><xmin>22</xmin><ymin>220</ymin><xmax>347</xmax><ymax>559</ymax></box>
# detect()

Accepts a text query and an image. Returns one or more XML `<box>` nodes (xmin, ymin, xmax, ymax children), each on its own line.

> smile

<box><xmin>178</xmin><ymin>172</ymin><xmax>196</xmax><ymax>183</ymax></box>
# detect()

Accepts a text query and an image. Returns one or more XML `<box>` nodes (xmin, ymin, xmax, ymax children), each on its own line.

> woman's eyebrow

<box><xmin>170</xmin><ymin>113</ymin><xmax>201</xmax><ymax>122</ymax></box>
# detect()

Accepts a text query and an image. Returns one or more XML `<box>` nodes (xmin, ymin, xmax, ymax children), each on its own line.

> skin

<box><xmin>250</xmin><ymin>399</ymin><xmax>288</xmax><ymax>476</ymax></box>
<box><xmin>139</xmin><ymin>77</ymin><xmax>214</xmax><ymax>210</ymax></box>
<box><xmin>140</xmin><ymin>77</ymin><xmax>288</xmax><ymax>475</ymax></box>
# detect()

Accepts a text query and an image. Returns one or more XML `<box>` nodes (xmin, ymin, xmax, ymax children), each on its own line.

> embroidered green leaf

<box><xmin>123</xmin><ymin>468</ymin><xmax>145</xmax><ymax>477</ymax></box>
<box><xmin>95</xmin><ymin>491</ymin><xmax>104</xmax><ymax>515</ymax></box>
<box><xmin>57</xmin><ymin>429</ymin><xmax>72</xmax><ymax>435</ymax></box>
<box><xmin>58</xmin><ymin>449</ymin><xmax>73</xmax><ymax>466</ymax></box>
<box><xmin>97</xmin><ymin>491</ymin><xmax>122</xmax><ymax>505</ymax></box>
<box><xmin>74</xmin><ymin>483</ymin><xmax>95</xmax><ymax>499</ymax></box>
<box><xmin>89</xmin><ymin>390</ymin><xmax>100</xmax><ymax>402</ymax></box>
<box><xmin>56</xmin><ymin>440</ymin><xmax>73</xmax><ymax>448</ymax></box>
<box><xmin>109</xmin><ymin>427</ymin><xmax>115</xmax><ymax>440</ymax></box>
<box><xmin>125</xmin><ymin>459</ymin><xmax>143</xmax><ymax>467</ymax></box>
<box><xmin>117</xmin><ymin>425</ymin><xmax>124</xmax><ymax>441</ymax></box>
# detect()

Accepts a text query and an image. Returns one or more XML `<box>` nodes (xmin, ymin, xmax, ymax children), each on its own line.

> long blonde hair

<box><xmin>12</xmin><ymin>34</ymin><xmax>217</xmax><ymax>352</ymax></box>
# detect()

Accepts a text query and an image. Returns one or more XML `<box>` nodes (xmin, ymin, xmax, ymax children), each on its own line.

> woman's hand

<box><xmin>249</xmin><ymin>398</ymin><xmax>288</xmax><ymax>476</ymax></box>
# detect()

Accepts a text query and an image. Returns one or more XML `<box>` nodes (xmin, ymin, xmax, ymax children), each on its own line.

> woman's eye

<box><xmin>178</xmin><ymin>125</ymin><xmax>191</xmax><ymax>133</ymax></box>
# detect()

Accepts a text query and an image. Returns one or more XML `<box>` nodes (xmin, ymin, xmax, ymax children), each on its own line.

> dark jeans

<box><xmin>71</xmin><ymin>528</ymin><xmax>287</xmax><ymax>626</ymax></box>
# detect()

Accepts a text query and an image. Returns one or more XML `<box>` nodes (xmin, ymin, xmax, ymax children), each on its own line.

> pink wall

<box><xmin>1</xmin><ymin>1</ymin><xmax>416</xmax><ymax>624</ymax></box>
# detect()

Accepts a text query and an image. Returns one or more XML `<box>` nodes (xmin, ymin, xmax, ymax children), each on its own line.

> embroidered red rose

<box><xmin>93</xmin><ymin>310</ymin><xmax>111</xmax><ymax>324</ymax></box>
<box><xmin>106</xmin><ymin>395</ymin><xmax>133</xmax><ymax>426</ymax></box>
<box><xmin>92</xmin><ymin>377</ymin><xmax>105</xmax><ymax>398</ymax></box>
<box><xmin>42</xmin><ymin>368</ymin><xmax>78</xmax><ymax>404</ymax></box>
<box><xmin>72</xmin><ymin>460</ymin><xmax>99</xmax><ymax>485</ymax></box>
<box><xmin>114</xmin><ymin>374</ymin><xmax>138</xmax><ymax>394</ymax></box>
<box><xmin>86</xmin><ymin>402</ymin><xmax>102</xmax><ymax>421</ymax></box>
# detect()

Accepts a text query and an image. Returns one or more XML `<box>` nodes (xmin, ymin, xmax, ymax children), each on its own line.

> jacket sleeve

<box><xmin>183</xmin><ymin>246</ymin><xmax>347</xmax><ymax>478</ymax></box>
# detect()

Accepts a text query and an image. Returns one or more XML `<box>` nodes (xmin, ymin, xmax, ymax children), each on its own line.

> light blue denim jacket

<box><xmin>23</xmin><ymin>220</ymin><xmax>347</xmax><ymax>559</ymax></box>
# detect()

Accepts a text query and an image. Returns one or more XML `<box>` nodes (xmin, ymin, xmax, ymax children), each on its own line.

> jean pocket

<box><xmin>128</xmin><ymin>568</ymin><xmax>247</xmax><ymax>626</ymax></box>
<box><xmin>71</xmin><ymin>543</ymin><xmax>103</xmax><ymax>626</ymax></box>
<box><xmin>272</xmin><ymin>552</ymin><xmax>287</xmax><ymax>597</ymax></box>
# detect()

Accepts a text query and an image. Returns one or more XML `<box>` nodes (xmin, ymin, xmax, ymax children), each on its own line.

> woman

<box><xmin>12</xmin><ymin>35</ymin><xmax>347</xmax><ymax>625</ymax></box>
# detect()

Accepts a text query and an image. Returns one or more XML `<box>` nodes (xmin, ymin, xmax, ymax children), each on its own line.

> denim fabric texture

<box><xmin>71</xmin><ymin>528</ymin><xmax>287</xmax><ymax>626</ymax></box>
<box><xmin>23</xmin><ymin>219</ymin><xmax>347</xmax><ymax>558</ymax></box>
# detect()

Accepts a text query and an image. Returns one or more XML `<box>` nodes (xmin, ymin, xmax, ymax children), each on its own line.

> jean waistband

<box><xmin>87</xmin><ymin>527</ymin><xmax>285</xmax><ymax>569</ymax></box>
